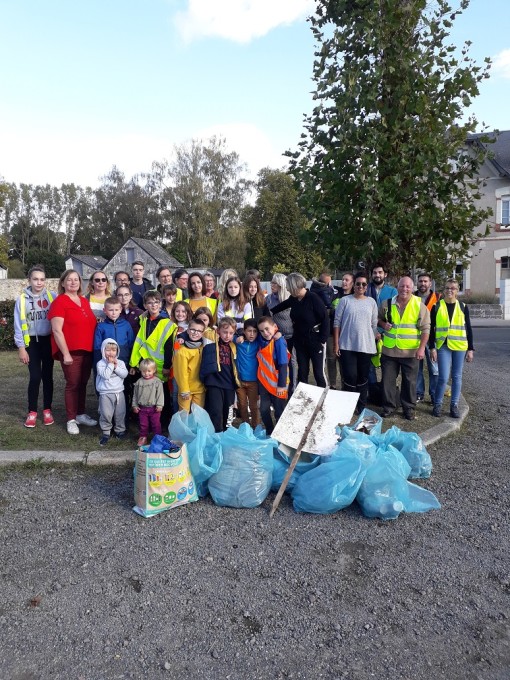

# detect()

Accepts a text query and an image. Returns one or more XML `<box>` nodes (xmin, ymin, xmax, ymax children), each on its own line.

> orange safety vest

<box><xmin>257</xmin><ymin>339</ymin><xmax>290</xmax><ymax>398</ymax></box>
<box><xmin>423</xmin><ymin>291</ymin><xmax>440</xmax><ymax>312</ymax></box>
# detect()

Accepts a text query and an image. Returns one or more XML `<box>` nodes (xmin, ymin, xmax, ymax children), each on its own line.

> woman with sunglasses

<box><xmin>333</xmin><ymin>271</ymin><xmax>379</xmax><ymax>413</ymax></box>
<box><xmin>86</xmin><ymin>271</ymin><xmax>112</xmax><ymax>322</ymax></box>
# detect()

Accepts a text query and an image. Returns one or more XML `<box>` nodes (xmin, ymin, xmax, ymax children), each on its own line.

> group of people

<box><xmin>14</xmin><ymin>260</ymin><xmax>473</xmax><ymax>446</ymax></box>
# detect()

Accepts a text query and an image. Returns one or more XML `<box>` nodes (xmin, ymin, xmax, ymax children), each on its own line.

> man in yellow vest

<box><xmin>378</xmin><ymin>276</ymin><xmax>430</xmax><ymax>420</ymax></box>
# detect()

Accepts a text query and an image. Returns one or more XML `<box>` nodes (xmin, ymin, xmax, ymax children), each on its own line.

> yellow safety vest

<box><xmin>435</xmin><ymin>300</ymin><xmax>468</xmax><ymax>351</ymax></box>
<box><xmin>184</xmin><ymin>296</ymin><xmax>218</xmax><ymax>317</ymax></box>
<box><xmin>382</xmin><ymin>296</ymin><xmax>422</xmax><ymax>351</ymax></box>
<box><xmin>130</xmin><ymin>317</ymin><xmax>176</xmax><ymax>380</ymax></box>
<box><xmin>20</xmin><ymin>290</ymin><xmax>55</xmax><ymax>347</ymax></box>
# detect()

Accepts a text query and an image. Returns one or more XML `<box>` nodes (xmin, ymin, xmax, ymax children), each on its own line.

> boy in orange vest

<box><xmin>256</xmin><ymin>316</ymin><xmax>289</xmax><ymax>435</ymax></box>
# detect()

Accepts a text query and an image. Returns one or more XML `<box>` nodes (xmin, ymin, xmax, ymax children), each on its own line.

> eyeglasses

<box><xmin>117</xmin><ymin>293</ymin><xmax>131</xmax><ymax>298</ymax></box>
<box><xmin>188</xmin><ymin>328</ymin><xmax>203</xmax><ymax>334</ymax></box>
<box><xmin>93</xmin><ymin>277</ymin><xmax>107</xmax><ymax>283</ymax></box>
<box><xmin>355</xmin><ymin>282</ymin><xmax>368</xmax><ymax>287</ymax></box>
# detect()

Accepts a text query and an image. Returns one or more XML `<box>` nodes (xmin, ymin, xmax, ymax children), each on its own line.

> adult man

<box><xmin>414</xmin><ymin>273</ymin><xmax>440</xmax><ymax>403</ymax></box>
<box><xmin>378</xmin><ymin>276</ymin><xmax>430</xmax><ymax>420</ymax></box>
<box><xmin>367</xmin><ymin>263</ymin><xmax>397</xmax><ymax>387</ymax></box>
<box><xmin>130</xmin><ymin>261</ymin><xmax>152</xmax><ymax>309</ymax></box>
<box><xmin>172</xmin><ymin>268</ymin><xmax>189</xmax><ymax>299</ymax></box>
<box><xmin>310</xmin><ymin>270</ymin><xmax>338</xmax><ymax>387</ymax></box>
<box><xmin>155</xmin><ymin>266</ymin><xmax>174</xmax><ymax>293</ymax></box>
<box><xmin>114</xmin><ymin>271</ymin><xmax>130</xmax><ymax>289</ymax></box>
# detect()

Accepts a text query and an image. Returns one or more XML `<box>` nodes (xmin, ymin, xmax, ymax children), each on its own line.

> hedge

<box><xmin>0</xmin><ymin>300</ymin><xmax>15</xmax><ymax>350</ymax></box>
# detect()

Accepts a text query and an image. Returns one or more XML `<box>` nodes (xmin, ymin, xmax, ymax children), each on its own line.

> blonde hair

<box><xmin>87</xmin><ymin>270</ymin><xmax>112</xmax><ymax>296</ymax></box>
<box><xmin>139</xmin><ymin>358</ymin><xmax>157</xmax><ymax>372</ymax></box>
<box><xmin>58</xmin><ymin>269</ymin><xmax>83</xmax><ymax>296</ymax></box>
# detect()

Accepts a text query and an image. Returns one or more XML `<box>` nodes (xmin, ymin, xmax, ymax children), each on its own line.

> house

<box><xmin>64</xmin><ymin>255</ymin><xmax>108</xmax><ymax>280</ymax></box>
<box><xmin>465</xmin><ymin>131</ymin><xmax>510</xmax><ymax>295</ymax></box>
<box><xmin>104</xmin><ymin>237</ymin><xmax>183</xmax><ymax>286</ymax></box>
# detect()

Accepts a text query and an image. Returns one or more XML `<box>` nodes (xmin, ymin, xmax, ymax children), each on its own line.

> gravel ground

<box><xmin>0</xmin><ymin>336</ymin><xmax>509</xmax><ymax>680</ymax></box>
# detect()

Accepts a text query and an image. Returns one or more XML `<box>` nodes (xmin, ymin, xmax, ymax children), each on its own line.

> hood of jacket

<box><xmin>101</xmin><ymin>337</ymin><xmax>120</xmax><ymax>361</ymax></box>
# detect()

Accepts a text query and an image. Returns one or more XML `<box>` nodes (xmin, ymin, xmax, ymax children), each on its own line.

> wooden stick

<box><xmin>269</xmin><ymin>386</ymin><xmax>330</xmax><ymax>518</ymax></box>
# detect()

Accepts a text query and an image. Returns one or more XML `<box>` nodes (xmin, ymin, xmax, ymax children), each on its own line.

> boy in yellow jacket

<box><xmin>172</xmin><ymin>318</ymin><xmax>212</xmax><ymax>412</ymax></box>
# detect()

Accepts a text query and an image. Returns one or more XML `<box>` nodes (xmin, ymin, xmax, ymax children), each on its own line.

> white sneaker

<box><xmin>76</xmin><ymin>414</ymin><xmax>98</xmax><ymax>427</ymax></box>
<box><xmin>67</xmin><ymin>419</ymin><xmax>80</xmax><ymax>435</ymax></box>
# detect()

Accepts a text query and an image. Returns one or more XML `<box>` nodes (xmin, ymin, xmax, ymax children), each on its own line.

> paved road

<box><xmin>0</xmin><ymin>330</ymin><xmax>509</xmax><ymax>680</ymax></box>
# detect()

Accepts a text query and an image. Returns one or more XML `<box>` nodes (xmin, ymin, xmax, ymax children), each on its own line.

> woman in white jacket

<box><xmin>14</xmin><ymin>265</ymin><xmax>57</xmax><ymax>428</ymax></box>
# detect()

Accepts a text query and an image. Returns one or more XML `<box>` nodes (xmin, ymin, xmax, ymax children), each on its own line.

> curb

<box><xmin>0</xmin><ymin>396</ymin><xmax>470</xmax><ymax>466</ymax></box>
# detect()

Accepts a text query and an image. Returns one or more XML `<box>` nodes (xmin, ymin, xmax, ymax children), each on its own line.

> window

<box><xmin>502</xmin><ymin>256</ymin><xmax>510</xmax><ymax>269</ymax></box>
<box><xmin>502</xmin><ymin>199</ymin><xmax>510</xmax><ymax>227</ymax></box>
<box><xmin>125</xmin><ymin>248</ymin><xmax>135</xmax><ymax>265</ymax></box>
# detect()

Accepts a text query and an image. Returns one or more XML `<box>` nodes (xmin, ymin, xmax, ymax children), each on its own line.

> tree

<box><xmin>154</xmin><ymin>137</ymin><xmax>251</xmax><ymax>269</ymax></box>
<box><xmin>288</xmin><ymin>0</ymin><xmax>492</xmax><ymax>276</ymax></box>
<box><xmin>245</xmin><ymin>168</ymin><xmax>325</xmax><ymax>278</ymax></box>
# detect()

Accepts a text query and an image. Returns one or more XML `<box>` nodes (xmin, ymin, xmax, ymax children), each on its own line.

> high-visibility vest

<box><xmin>382</xmin><ymin>295</ymin><xmax>423</xmax><ymax>351</ymax></box>
<box><xmin>257</xmin><ymin>339</ymin><xmax>290</xmax><ymax>397</ymax></box>
<box><xmin>423</xmin><ymin>291</ymin><xmax>440</xmax><ymax>312</ymax></box>
<box><xmin>130</xmin><ymin>317</ymin><xmax>176</xmax><ymax>380</ymax></box>
<box><xmin>184</xmin><ymin>295</ymin><xmax>217</xmax><ymax>317</ymax></box>
<box><xmin>20</xmin><ymin>290</ymin><xmax>55</xmax><ymax>347</ymax></box>
<box><xmin>435</xmin><ymin>300</ymin><xmax>468</xmax><ymax>351</ymax></box>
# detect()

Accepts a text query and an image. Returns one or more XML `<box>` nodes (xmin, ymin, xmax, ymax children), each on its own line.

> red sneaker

<box><xmin>137</xmin><ymin>436</ymin><xmax>147</xmax><ymax>447</ymax></box>
<box><xmin>24</xmin><ymin>412</ymin><xmax>37</xmax><ymax>428</ymax></box>
<box><xmin>43</xmin><ymin>409</ymin><xmax>54</xmax><ymax>426</ymax></box>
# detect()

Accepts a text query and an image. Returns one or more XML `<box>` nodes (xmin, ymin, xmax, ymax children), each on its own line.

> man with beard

<box><xmin>414</xmin><ymin>273</ymin><xmax>440</xmax><ymax>403</ymax></box>
<box><xmin>378</xmin><ymin>276</ymin><xmax>430</xmax><ymax>420</ymax></box>
<box><xmin>367</xmin><ymin>264</ymin><xmax>397</xmax><ymax>391</ymax></box>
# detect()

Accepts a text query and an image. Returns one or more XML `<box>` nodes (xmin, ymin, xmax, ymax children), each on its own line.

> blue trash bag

<box><xmin>323</xmin><ymin>430</ymin><xmax>378</xmax><ymax>467</ymax></box>
<box><xmin>169</xmin><ymin>404</ymin><xmax>215</xmax><ymax>443</ymax></box>
<box><xmin>187</xmin><ymin>425</ymin><xmax>223</xmax><ymax>497</ymax></box>
<box><xmin>291</xmin><ymin>450</ymin><xmax>367</xmax><ymax>514</ymax></box>
<box><xmin>253</xmin><ymin>424</ymin><xmax>267</xmax><ymax>440</ymax></box>
<box><xmin>146</xmin><ymin>435</ymin><xmax>180</xmax><ymax>453</ymax></box>
<box><xmin>356</xmin><ymin>445</ymin><xmax>440</xmax><ymax>520</ymax></box>
<box><xmin>344</xmin><ymin>408</ymin><xmax>383</xmax><ymax>438</ymax></box>
<box><xmin>208</xmin><ymin>423</ymin><xmax>277</xmax><ymax>508</ymax></box>
<box><xmin>382</xmin><ymin>426</ymin><xmax>432</xmax><ymax>479</ymax></box>
<box><xmin>271</xmin><ymin>449</ymin><xmax>321</xmax><ymax>492</ymax></box>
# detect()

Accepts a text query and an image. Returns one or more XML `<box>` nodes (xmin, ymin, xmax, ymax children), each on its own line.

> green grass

<box><xmin>0</xmin><ymin>351</ymin><xmax>449</xmax><ymax>451</ymax></box>
<box><xmin>0</xmin><ymin>352</ymin><xmax>139</xmax><ymax>452</ymax></box>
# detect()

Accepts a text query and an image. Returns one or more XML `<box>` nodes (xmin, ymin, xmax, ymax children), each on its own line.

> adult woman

<box><xmin>160</xmin><ymin>283</ymin><xmax>178</xmax><ymax>319</ymax></box>
<box><xmin>430</xmin><ymin>279</ymin><xmax>474</xmax><ymax>418</ymax></box>
<box><xmin>185</xmin><ymin>272</ymin><xmax>217</xmax><ymax>319</ymax></box>
<box><xmin>339</xmin><ymin>273</ymin><xmax>354</xmax><ymax>297</ymax></box>
<box><xmin>48</xmin><ymin>270</ymin><xmax>98</xmax><ymax>434</ymax></box>
<box><xmin>204</xmin><ymin>271</ymin><xmax>218</xmax><ymax>299</ymax></box>
<box><xmin>270</xmin><ymin>273</ymin><xmax>329</xmax><ymax>388</ymax></box>
<box><xmin>86</xmin><ymin>270</ymin><xmax>111</xmax><ymax>322</ymax></box>
<box><xmin>14</xmin><ymin>265</ymin><xmax>56</xmax><ymax>427</ymax></box>
<box><xmin>333</xmin><ymin>271</ymin><xmax>378</xmax><ymax>412</ymax></box>
<box><xmin>116</xmin><ymin>285</ymin><xmax>143</xmax><ymax>335</ymax></box>
<box><xmin>243</xmin><ymin>275</ymin><xmax>266</xmax><ymax>323</ymax></box>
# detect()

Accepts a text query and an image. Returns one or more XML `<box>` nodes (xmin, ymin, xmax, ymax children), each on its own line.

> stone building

<box><xmin>104</xmin><ymin>237</ymin><xmax>183</xmax><ymax>286</ymax></box>
<box><xmin>64</xmin><ymin>255</ymin><xmax>108</xmax><ymax>280</ymax></box>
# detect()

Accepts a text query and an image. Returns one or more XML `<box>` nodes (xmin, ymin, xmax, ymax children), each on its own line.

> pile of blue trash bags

<box><xmin>167</xmin><ymin>406</ymin><xmax>440</xmax><ymax>520</ymax></box>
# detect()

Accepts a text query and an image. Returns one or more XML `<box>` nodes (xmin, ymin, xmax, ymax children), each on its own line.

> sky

<box><xmin>0</xmin><ymin>0</ymin><xmax>509</xmax><ymax>189</ymax></box>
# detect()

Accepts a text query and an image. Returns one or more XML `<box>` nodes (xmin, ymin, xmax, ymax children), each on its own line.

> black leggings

<box><xmin>339</xmin><ymin>350</ymin><xmax>373</xmax><ymax>410</ymax></box>
<box><xmin>26</xmin><ymin>335</ymin><xmax>54</xmax><ymax>412</ymax></box>
<box><xmin>294</xmin><ymin>337</ymin><xmax>327</xmax><ymax>388</ymax></box>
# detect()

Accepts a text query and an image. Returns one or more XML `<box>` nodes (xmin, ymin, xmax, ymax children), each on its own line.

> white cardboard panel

<box><xmin>272</xmin><ymin>383</ymin><xmax>359</xmax><ymax>456</ymax></box>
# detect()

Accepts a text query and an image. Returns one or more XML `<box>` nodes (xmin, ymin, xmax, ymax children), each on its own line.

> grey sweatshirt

<box><xmin>14</xmin><ymin>287</ymin><xmax>56</xmax><ymax>348</ymax></box>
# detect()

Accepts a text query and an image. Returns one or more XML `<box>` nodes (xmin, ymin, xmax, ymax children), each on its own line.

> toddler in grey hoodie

<box><xmin>96</xmin><ymin>338</ymin><xmax>128</xmax><ymax>445</ymax></box>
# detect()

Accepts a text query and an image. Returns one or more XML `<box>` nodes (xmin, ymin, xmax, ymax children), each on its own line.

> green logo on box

<box><xmin>148</xmin><ymin>493</ymin><xmax>162</xmax><ymax>507</ymax></box>
<box><xmin>164</xmin><ymin>491</ymin><xmax>176</xmax><ymax>505</ymax></box>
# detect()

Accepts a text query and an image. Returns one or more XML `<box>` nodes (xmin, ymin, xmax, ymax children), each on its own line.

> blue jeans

<box><xmin>435</xmin><ymin>346</ymin><xmax>466</xmax><ymax>407</ymax></box>
<box><xmin>416</xmin><ymin>346</ymin><xmax>438</xmax><ymax>399</ymax></box>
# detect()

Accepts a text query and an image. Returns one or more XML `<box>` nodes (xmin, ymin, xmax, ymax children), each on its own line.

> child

<box><xmin>193</xmin><ymin>307</ymin><xmax>216</xmax><ymax>341</ymax></box>
<box><xmin>129</xmin><ymin>290</ymin><xmax>176</xmax><ymax>431</ymax></box>
<box><xmin>14</xmin><ymin>265</ymin><xmax>56</xmax><ymax>428</ymax></box>
<box><xmin>161</xmin><ymin>283</ymin><xmax>178</xmax><ymax>319</ymax></box>
<box><xmin>200</xmin><ymin>317</ymin><xmax>240</xmax><ymax>432</ymax></box>
<box><xmin>96</xmin><ymin>339</ymin><xmax>128</xmax><ymax>445</ymax></box>
<box><xmin>94</xmin><ymin>297</ymin><xmax>134</xmax><ymax>368</ymax></box>
<box><xmin>234</xmin><ymin>319</ymin><xmax>261</xmax><ymax>428</ymax></box>
<box><xmin>132</xmin><ymin>358</ymin><xmax>164</xmax><ymax>447</ymax></box>
<box><xmin>162</xmin><ymin>300</ymin><xmax>193</xmax><ymax>412</ymax></box>
<box><xmin>172</xmin><ymin>319</ymin><xmax>212</xmax><ymax>412</ymax></box>
<box><xmin>217</xmin><ymin>276</ymin><xmax>252</xmax><ymax>330</ymax></box>
<box><xmin>256</xmin><ymin>316</ymin><xmax>290</xmax><ymax>435</ymax></box>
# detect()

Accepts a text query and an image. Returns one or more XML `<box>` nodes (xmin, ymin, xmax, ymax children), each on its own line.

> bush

<box><xmin>462</xmin><ymin>292</ymin><xmax>499</xmax><ymax>304</ymax></box>
<box><xmin>0</xmin><ymin>300</ymin><xmax>15</xmax><ymax>351</ymax></box>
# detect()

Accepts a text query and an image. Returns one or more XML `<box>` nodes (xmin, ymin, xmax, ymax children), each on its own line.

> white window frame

<box><xmin>495</xmin><ymin>186</ymin><xmax>510</xmax><ymax>229</ymax></box>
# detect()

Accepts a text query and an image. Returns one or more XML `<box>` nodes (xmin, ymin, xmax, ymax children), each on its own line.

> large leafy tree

<box><xmin>245</xmin><ymin>168</ymin><xmax>324</xmax><ymax>278</ymax></box>
<box><xmin>288</xmin><ymin>0</ymin><xmax>492</xmax><ymax>276</ymax></box>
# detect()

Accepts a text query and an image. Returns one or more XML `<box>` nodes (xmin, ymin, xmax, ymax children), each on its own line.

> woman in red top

<box><xmin>48</xmin><ymin>270</ymin><xmax>98</xmax><ymax>435</ymax></box>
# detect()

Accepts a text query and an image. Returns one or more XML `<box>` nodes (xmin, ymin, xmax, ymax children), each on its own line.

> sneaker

<box><xmin>67</xmin><ymin>419</ymin><xmax>80</xmax><ymax>435</ymax></box>
<box><xmin>432</xmin><ymin>404</ymin><xmax>442</xmax><ymax>417</ymax></box>
<box><xmin>42</xmin><ymin>409</ymin><xmax>54</xmax><ymax>426</ymax></box>
<box><xmin>76</xmin><ymin>414</ymin><xmax>97</xmax><ymax>427</ymax></box>
<box><xmin>450</xmin><ymin>404</ymin><xmax>460</xmax><ymax>419</ymax></box>
<box><xmin>115</xmin><ymin>431</ymin><xmax>127</xmax><ymax>440</ymax></box>
<box><xmin>137</xmin><ymin>436</ymin><xmax>148</xmax><ymax>447</ymax></box>
<box><xmin>416</xmin><ymin>395</ymin><xmax>424</xmax><ymax>403</ymax></box>
<box><xmin>24</xmin><ymin>411</ymin><xmax>37</xmax><ymax>428</ymax></box>
<box><xmin>404</xmin><ymin>409</ymin><xmax>416</xmax><ymax>421</ymax></box>
<box><xmin>381</xmin><ymin>409</ymin><xmax>394</xmax><ymax>418</ymax></box>
<box><xmin>99</xmin><ymin>435</ymin><xmax>110</xmax><ymax>446</ymax></box>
